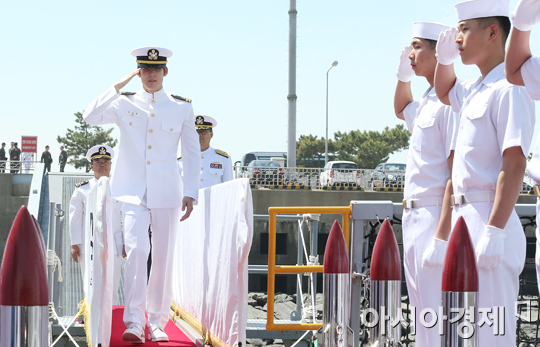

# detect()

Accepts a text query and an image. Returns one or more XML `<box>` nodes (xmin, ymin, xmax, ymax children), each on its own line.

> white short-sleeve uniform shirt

<box><xmin>448</xmin><ymin>63</ymin><xmax>535</xmax><ymax>195</ymax></box>
<box><xmin>402</xmin><ymin>87</ymin><xmax>459</xmax><ymax>200</ymax></box>
<box><xmin>521</xmin><ymin>55</ymin><xmax>540</xmax><ymax>101</ymax></box>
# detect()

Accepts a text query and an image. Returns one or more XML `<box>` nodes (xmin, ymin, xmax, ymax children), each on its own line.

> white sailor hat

<box><xmin>131</xmin><ymin>46</ymin><xmax>173</xmax><ymax>69</ymax></box>
<box><xmin>195</xmin><ymin>115</ymin><xmax>217</xmax><ymax>130</ymax></box>
<box><xmin>86</xmin><ymin>145</ymin><xmax>114</xmax><ymax>162</ymax></box>
<box><xmin>412</xmin><ymin>22</ymin><xmax>451</xmax><ymax>41</ymax></box>
<box><xmin>455</xmin><ymin>0</ymin><xmax>509</xmax><ymax>21</ymax></box>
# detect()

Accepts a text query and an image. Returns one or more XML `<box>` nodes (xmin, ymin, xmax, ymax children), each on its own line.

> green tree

<box><xmin>334</xmin><ymin>124</ymin><xmax>410</xmax><ymax>168</ymax></box>
<box><xmin>57</xmin><ymin>112</ymin><xmax>118</xmax><ymax>172</ymax></box>
<box><xmin>296</xmin><ymin>134</ymin><xmax>336</xmax><ymax>167</ymax></box>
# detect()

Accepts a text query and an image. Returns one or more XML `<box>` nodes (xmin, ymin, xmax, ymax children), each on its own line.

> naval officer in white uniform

<box><xmin>505</xmin><ymin>0</ymin><xmax>540</xmax><ymax>297</ymax></box>
<box><xmin>178</xmin><ymin>115</ymin><xmax>233</xmax><ymax>189</ymax></box>
<box><xmin>83</xmin><ymin>46</ymin><xmax>200</xmax><ymax>343</ymax></box>
<box><xmin>394</xmin><ymin>21</ymin><xmax>458</xmax><ymax>347</ymax></box>
<box><xmin>69</xmin><ymin>145</ymin><xmax>123</xmax><ymax>305</ymax></box>
<box><xmin>432</xmin><ymin>0</ymin><xmax>535</xmax><ymax>344</ymax></box>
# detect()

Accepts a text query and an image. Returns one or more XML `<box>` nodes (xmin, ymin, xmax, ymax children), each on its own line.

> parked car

<box><xmin>233</xmin><ymin>151</ymin><xmax>286</xmax><ymax>178</ymax></box>
<box><xmin>242</xmin><ymin>160</ymin><xmax>284</xmax><ymax>185</ymax></box>
<box><xmin>319</xmin><ymin>161</ymin><xmax>361</xmax><ymax>187</ymax></box>
<box><xmin>371</xmin><ymin>163</ymin><xmax>406</xmax><ymax>187</ymax></box>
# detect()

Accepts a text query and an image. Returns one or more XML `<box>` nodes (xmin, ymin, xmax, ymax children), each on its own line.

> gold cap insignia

<box><xmin>148</xmin><ymin>49</ymin><xmax>159</xmax><ymax>61</ymax></box>
<box><xmin>99</xmin><ymin>147</ymin><xmax>106</xmax><ymax>155</ymax></box>
<box><xmin>196</xmin><ymin>116</ymin><xmax>204</xmax><ymax>125</ymax></box>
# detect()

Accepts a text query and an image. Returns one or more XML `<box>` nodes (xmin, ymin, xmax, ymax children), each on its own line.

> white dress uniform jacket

<box><xmin>178</xmin><ymin>146</ymin><xmax>233</xmax><ymax>189</ymax></box>
<box><xmin>401</xmin><ymin>87</ymin><xmax>458</xmax><ymax>347</ymax></box>
<box><xmin>83</xmin><ymin>87</ymin><xmax>200</xmax><ymax>208</ymax></box>
<box><xmin>448</xmin><ymin>63</ymin><xmax>535</xmax><ymax>346</ymax></box>
<box><xmin>69</xmin><ymin>177</ymin><xmax>123</xmax><ymax>304</ymax></box>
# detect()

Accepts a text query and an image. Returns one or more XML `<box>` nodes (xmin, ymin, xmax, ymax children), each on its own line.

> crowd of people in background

<box><xmin>0</xmin><ymin>143</ymin><xmax>68</xmax><ymax>174</ymax></box>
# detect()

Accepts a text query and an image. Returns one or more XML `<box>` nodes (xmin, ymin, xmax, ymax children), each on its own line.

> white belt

<box><xmin>402</xmin><ymin>197</ymin><xmax>442</xmax><ymax>209</ymax></box>
<box><xmin>452</xmin><ymin>192</ymin><xmax>495</xmax><ymax>206</ymax></box>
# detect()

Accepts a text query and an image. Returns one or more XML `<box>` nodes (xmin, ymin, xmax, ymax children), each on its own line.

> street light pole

<box><xmin>325</xmin><ymin>61</ymin><xmax>338</xmax><ymax>165</ymax></box>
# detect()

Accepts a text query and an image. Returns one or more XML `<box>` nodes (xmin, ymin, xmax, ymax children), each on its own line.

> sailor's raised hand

<box><xmin>436</xmin><ymin>27</ymin><xmax>460</xmax><ymax>65</ymax></box>
<box><xmin>114</xmin><ymin>69</ymin><xmax>141</xmax><ymax>93</ymax></box>
<box><xmin>512</xmin><ymin>0</ymin><xmax>540</xmax><ymax>31</ymax></box>
<box><xmin>396</xmin><ymin>45</ymin><xmax>414</xmax><ymax>83</ymax></box>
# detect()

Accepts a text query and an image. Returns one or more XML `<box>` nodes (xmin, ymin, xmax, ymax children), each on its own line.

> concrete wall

<box><xmin>0</xmin><ymin>174</ymin><xmax>30</xmax><ymax>262</ymax></box>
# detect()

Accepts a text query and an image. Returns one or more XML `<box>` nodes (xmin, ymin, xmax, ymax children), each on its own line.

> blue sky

<box><xmin>0</xmin><ymin>0</ymin><xmax>536</xmax><ymax>171</ymax></box>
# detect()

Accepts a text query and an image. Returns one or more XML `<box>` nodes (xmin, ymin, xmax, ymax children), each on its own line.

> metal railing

<box><xmin>0</xmin><ymin>160</ymin><xmax>41</xmax><ymax>174</ymax></box>
<box><xmin>234</xmin><ymin>166</ymin><xmax>404</xmax><ymax>190</ymax></box>
<box><xmin>234</xmin><ymin>165</ymin><xmax>537</xmax><ymax>194</ymax></box>
<box><xmin>266</xmin><ymin>206</ymin><xmax>351</xmax><ymax>331</ymax></box>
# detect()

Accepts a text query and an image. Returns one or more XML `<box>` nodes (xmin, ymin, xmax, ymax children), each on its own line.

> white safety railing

<box><xmin>233</xmin><ymin>166</ymin><xmax>404</xmax><ymax>190</ymax></box>
<box><xmin>0</xmin><ymin>160</ymin><xmax>41</xmax><ymax>174</ymax></box>
<box><xmin>234</xmin><ymin>165</ymin><xmax>537</xmax><ymax>194</ymax></box>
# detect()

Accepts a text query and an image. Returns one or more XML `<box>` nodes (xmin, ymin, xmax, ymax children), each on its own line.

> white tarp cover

<box><xmin>84</xmin><ymin>177</ymin><xmax>115</xmax><ymax>347</ymax></box>
<box><xmin>172</xmin><ymin>178</ymin><xmax>253</xmax><ymax>347</ymax></box>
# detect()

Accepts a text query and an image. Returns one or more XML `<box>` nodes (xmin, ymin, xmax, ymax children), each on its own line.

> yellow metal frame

<box><xmin>266</xmin><ymin>206</ymin><xmax>351</xmax><ymax>331</ymax></box>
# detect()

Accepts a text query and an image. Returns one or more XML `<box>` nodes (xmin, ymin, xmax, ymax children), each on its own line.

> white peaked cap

<box><xmin>86</xmin><ymin>144</ymin><xmax>114</xmax><ymax>162</ymax></box>
<box><xmin>130</xmin><ymin>46</ymin><xmax>173</xmax><ymax>58</ymax></box>
<box><xmin>195</xmin><ymin>115</ymin><xmax>218</xmax><ymax>129</ymax></box>
<box><xmin>455</xmin><ymin>0</ymin><xmax>509</xmax><ymax>21</ymax></box>
<box><xmin>412</xmin><ymin>22</ymin><xmax>451</xmax><ymax>41</ymax></box>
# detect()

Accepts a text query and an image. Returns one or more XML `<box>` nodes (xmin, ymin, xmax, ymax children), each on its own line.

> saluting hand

<box><xmin>435</xmin><ymin>27</ymin><xmax>460</xmax><ymax>66</ymax></box>
<box><xmin>396</xmin><ymin>45</ymin><xmax>414</xmax><ymax>83</ymax></box>
<box><xmin>114</xmin><ymin>69</ymin><xmax>141</xmax><ymax>93</ymax></box>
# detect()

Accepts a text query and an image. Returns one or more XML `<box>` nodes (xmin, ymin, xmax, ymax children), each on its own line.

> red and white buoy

<box><xmin>368</xmin><ymin>218</ymin><xmax>402</xmax><ymax>346</ymax></box>
<box><xmin>319</xmin><ymin>220</ymin><xmax>352</xmax><ymax>347</ymax></box>
<box><xmin>441</xmin><ymin>216</ymin><xmax>478</xmax><ymax>347</ymax></box>
<box><xmin>0</xmin><ymin>206</ymin><xmax>49</xmax><ymax>347</ymax></box>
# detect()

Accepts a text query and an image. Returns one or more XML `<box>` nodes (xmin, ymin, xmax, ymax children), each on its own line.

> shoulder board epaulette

<box><xmin>177</xmin><ymin>155</ymin><xmax>182</xmax><ymax>160</ymax></box>
<box><xmin>215</xmin><ymin>149</ymin><xmax>230</xmax><ymax>158</ymax></box>
<box><xmin>121</xmin><ymin>92</ymin><xmax>135</xmax><ymax>96</ymax></box>
<box><xmin>171</xmin><ymin>94</ymin><xmax>192</xmax><ymax>103</ymax></box>
<box><xmin>75</xmin><ymin>180</ymin><xmax>89</xmax><ymax>188</ymax></box>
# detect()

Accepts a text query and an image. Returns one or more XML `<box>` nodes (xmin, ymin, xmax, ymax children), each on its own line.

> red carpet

<box><xmin>110</xmin><ymin>306</ymin><xmax>196</xmax><ymax>347</ymax></box>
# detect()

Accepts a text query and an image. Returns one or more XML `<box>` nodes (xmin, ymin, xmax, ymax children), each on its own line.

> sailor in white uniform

<box><xmin>69</xmin><ymin>145</ymin><xmax>123</xmax><ymax>305</ymax></box>
<box><xmin>394</xmin><ymin>21</ymin><xmax>458</xmax><ymax>347</ymax></box>
<box><xmin>506</xmin><ymin>0</ymin><xmax>540</xmax><ymax>296</ymax></box>
<box><xmin>82</xmin><ymin>46</ymin><xmax>200</xmax><ymax>343</ymax></box>
<box><xmin>432</xmin><ymin>0</ymin><xmax>535</xmax><ymax>344</ymax></box>
<box><xmin>178</xmin><ymin>115</ymin><xmax>233</xmax><ymax>189</ymax></box>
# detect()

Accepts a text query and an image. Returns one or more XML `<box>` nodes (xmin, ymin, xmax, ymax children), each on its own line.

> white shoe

<box><xmin>123</xmin><ymin>323</ymin><xmax>145</xmax><ymax>344</ymax></box>
<box><xmin>149</xmin><ymin>323</ymin><xmax>169</xmax><ymax>342</ymax></box>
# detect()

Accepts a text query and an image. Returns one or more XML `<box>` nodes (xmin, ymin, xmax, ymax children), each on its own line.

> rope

<box><xmin>296</xmin><ymin>214</ymin><xmax>319</xmax><ymax>324</ymax></box>
<box><xmin>47</xmin><ymin>249</ymin><xmax>63</xmax><ymax>282</ymax></box>
<box><xmin>49</xmin><ymin>302</ymin><xmax>81</xmax><ymax>347</ymax></box>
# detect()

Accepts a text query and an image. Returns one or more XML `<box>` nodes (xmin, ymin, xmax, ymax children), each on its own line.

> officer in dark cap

<box><xmin>0</xmin><ymin>142</ymin><xmax>6</xmax><ymax>173</ymax></box>
<box><xmin>59</xmin><ymin>146</ymin><xmax>68</xmax><ymax>172</ymax></box>
<box><xmin>10</xmin><ymin>142</ymin><xmax>21</xmax><ymax>173</ymax></box>
<box><xmin>40</xmin><ymin>145</ymin><xmax>53</xmax><ymax>172</ymax></box>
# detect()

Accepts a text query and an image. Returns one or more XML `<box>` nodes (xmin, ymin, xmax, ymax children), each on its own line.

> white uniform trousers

<box><xmin>452</xmin><ymin>202</ymin><xmax>525</xmax><ymax>346</ymax></box>
<box><xmin>402</xmin><ymin>206</ymin><xmax>443</xmax><ymax>347</ymax></box>
<box><xmin>78</xmin><ymin>250</ymin><xmax>122</xmax><ymax>305</ymax></box>
<box><xmin>122</xmin><ymin>202</ymin><xmax>179</xmax><ymax>329</ymax></box>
